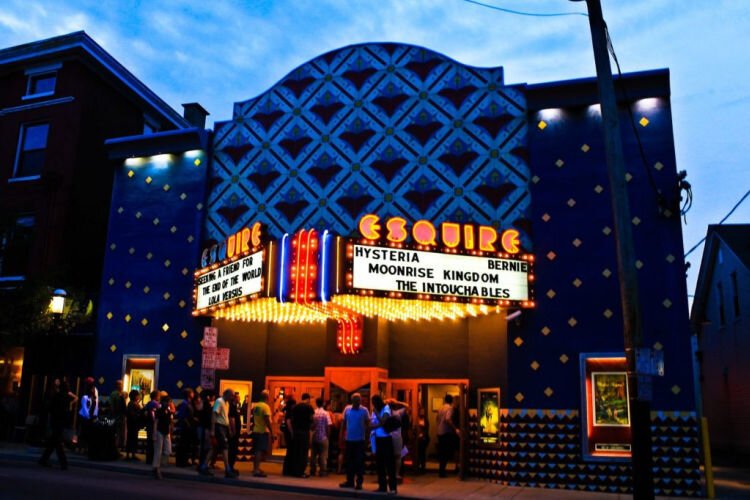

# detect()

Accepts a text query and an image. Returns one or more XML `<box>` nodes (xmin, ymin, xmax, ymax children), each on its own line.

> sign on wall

<box><xmin>351</xmin><ymin>245</ymin><xmax>530</xmax><ymax>302</ymax></box>
<box><xmin>194</xmin><ymin>250</ymin><xmax>264</xmax><ymax>310</ymax></box>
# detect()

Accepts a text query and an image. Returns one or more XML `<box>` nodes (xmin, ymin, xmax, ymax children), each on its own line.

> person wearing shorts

<box><xmin>250</xmin><ymin>390</ymin><xmax>273</xmax><ymax>477</ymax></box>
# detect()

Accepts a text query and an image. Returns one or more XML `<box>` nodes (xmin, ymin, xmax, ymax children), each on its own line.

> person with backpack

<box><xmin>371</xmin><ymin>395</ymin><xmax>397</xmax><ymax>495</ymax></box>
<box><xmin>175</xmin><ymin>388</ymin><xmax>195</xmax><ymax>467</ymax></box>
<box><xmin>39</xmin><ymin>379</ymin><xmax>77</xmax><ymax>470</ymax></box>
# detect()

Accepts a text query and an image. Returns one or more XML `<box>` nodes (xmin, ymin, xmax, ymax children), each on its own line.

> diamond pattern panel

<box><xmin>207</xmin><ymin>43</ymin><xmax>530</xmax><ymax>245</ymax></box>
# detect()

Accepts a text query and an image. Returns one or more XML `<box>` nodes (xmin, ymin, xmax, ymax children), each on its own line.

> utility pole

<box><xmin>578</xmin><ymin>0</ymin><xmax>654</xmax><ymax>498</ymax></box>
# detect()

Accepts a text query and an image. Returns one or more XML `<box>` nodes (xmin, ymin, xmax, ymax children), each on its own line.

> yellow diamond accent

<box><xmin>187</xmin><ymin>235</ymin><xmax>194</xmax><ymax>243</ymax></box>
<box><xmin>195</xmin><ymin>386</ymin><xmax>202</xmax><ymax>394</ymax></box>
<box><xmin>653</xmin><ymin>341</ymin><xmax>663</xmax><ymax>351</ymax></box>
<box><xmin>581</xmin><ymin>143</ymin><xmax>590</xmax><ymax>153</ymax></box>
<box><xmin>541</xmin><ymin>326</ymin><xmax>551</xmax><ymax>336</ymax></box>
<box><xmin>110</xmin><ymin>344</ymin><xmax>117</xmax><ymax>352</ymax></box>
<box><xmin>546</xmin><ymin>251</ymin><xmax>556</xmax><ymax>261</ymax></box>
<box><xmin>531</xmin><ymin>175</ymin><xmax>540</xmax><ymax>184</ymax></box>
<box><xmin>143</xmin><ymin>286</ymin><xmax>150</xmax><ymax>294</ymax></box>
<box><xmin>567</xmin><ymin>198</ymin><xmax>576</xmax><ymax>208</ymax></box>
<box><xmin>541</xmin><ymin>213</ymin><xmax>551</xmax><ymax>222</ymax></box>
<box><xmin>537</xmin><ymin>120</ymin><xmax>547</xmax><ymax>130</ymax></box>
<box><xmin>663</xmin><ymin>298</ymin><xmax>672</xmax><ymax>308</ymax></box>
<box><xmin>163</xmin><ymin>184</ymin><xmax>170</xmax><ymax>192</ymax></box>
<box><xmin>515</xmin><ymin>392</ymin><xmax>525</xmax><ymax>402</ymax></box>
<box><xmin>176</xmin><ymin>380</ymin><xmax>184</xmax><ymax>389</ymax></box>
<box><xmin>182</xmin><ymin>268</ymin><xmax>189</xmax><ymax>276</ymax></box>
<box><xmin>635</xmin><ymin>260</ymin><xmax>644</xmax><ymax>269</ymax></box>
<box><xmin>594</xmin><ymin>185</ymin><xmax>604</xmax><ymax>194</ymax></box>
<box><xmin>179</xmin><ymin>300</ymin><xmax>187</xmax><ymax>308</ymax></box>
<box><xmin>560</xmin><ymin>354</ymin><xmax>569</xmax><ymax>364</ymax></box>
<box><xmin>146</xmin><ymin>252</ymin><xmax>153</xmax><ymax>260</ymax></box>
<box><xmin>602</xmin><ymin>226</ymin><xmax>612</xmax><ymax>236</ymax></box>
<box><xmin>124</xmin><ymin>314</ymin><xmax>132</xmax><ymax>323</ymax></box>
<box><xmin>603</xmin><ymin>309</ymin><xmax>613</xmax><ymax>319</ymax></box>
<box><xmin>141</xmin><ymin>318</ymin><xmax>148</xmax><ymax>326</ymax></box>
<box><xmin>127</xmin><ymin>170</ymin><xmax>135</xmax><ymax>178</ymax></box>
<box><xmin>666</xmin><ymin>254</ymin><xmax>675</xmax><ymax>263</ymax></box>
<box><xmin>108</xmin><ymin>278</ymin><xmax>115</xmax><ymax>286</ymax></box>
<box><xmin>572</xmin><ymin>278</ymin><xmax>582</xmax><ymax>288</ymax></box>
<box><xmin>572</xmin><ymin>238</ymin><xmax>582</xmax><ymax>247</ymax></box>
<box><xmin>544</xmin><ymin>387</ymin><xmax>554</xmax><ymax>397</ymax></box>
<box><xmin>555</xmin><ymin>159</ymin><xmax>564</xmax><ymax>168</ymax></box>
<box><xmin>106</xmin><ymin>312</ymin><xmax>113</xmax><ymax>320</ymax></box>
<box><xmin>632</xmin><ymin>216</ymin><xmax>641</xmax><ymax>226</ymax></box>
<box><xmin>194</xmin><ymin>158</ymin><xmax>201</xmax><ymax>166</ymax></box>
<box><xmin>153</xmin><ymin>218</ymin><xmax>160</xmax><ymax>226</ymax></box>
<box><xmin>180</xmin><ymin>193</ymin><xmax>187</xmax><ymax>201</ymax></box>
<box><xmin>170</xmin><ymin>226</ymin><xmax>178</xmax><ymax>234</ymax></box>
<box><xmin>124</xmin><ymin>281</ymin><xmax>132</xmax><ymax>289</ymax></box>
<box><xmin>128</xmin><ymin>247</ymin><xmax>135</xmax><ymax>255</ymax></box>
<box><xmin>514</xmin><ymin>337</ymin><xmax>524</xmax><ymax>347</ymax></box>
<box><xmin>531</xmin><ymin>361</ymin><xmax>540</xmax><ymax>371</ymax></box>
<box><xmin>163</xmin><ymin>292</ymin><xmax>171</xmax><ymax>300</ymax></box>
<box><xmin>164</xmin><ymin>259</ymin><xmax>171</xmax><ymax>268</ymax></box>
<box><xmin>98</xmin><ymin>376</ymin><xmax>105</xmax><ymax>385</ymax></box>
<box><xmin>117</xmin><ymin>207</ymin><xmax>124</xmax><ymax>214</ymax></box>
<box><xmin>187</xmin><ymin>359</ymin><xmax>194</xmax><ymax>368</ymax></box>
<box><xmin>110</xmin><ymin>243</ymin><xmax>116</xmax><ymax>250</ymax></box>
<box><xmin>625</xmin><ymin>172</ymin><xmax>633</xmax><ymax>182</ymax></box>
<box><xmin>162</xmin><ymin>323</ymin><xmax>169</xmax><ymax>332</ymax></box>
<box><xmin>145</xmin><ymin>176</ymin><xmax>152</xmax><ymax>184</ymax></box>
<box><xmin>602</xmin><ymin>268</ymin><xmax>612</xmax><ymax>278</ymax></box>
<box><xmin>639</xmin><ymin>116</ymin><xmax>649</xmax><ymax>127</ymax></box>
<box><xmin>654</xmin><ymin>161</ymin><xmax>664</xmax><ymax>171</ymax></box>
<box><xmin>181</xmin><ymin>330</ymin><xmax>188</xmax><ymax>339</ymax></box>
<box><xmin>168</xmin><ymin>353</ymin><xmax>175</xmax><ymax>361</ymax></box>
<box><xmin>135</xmin><ymin>211</ymin><xmax>142</xmax><ymax>219</ymax></box>
<box><xmin>196</xmin><ymin>203</ymin><xmax>204</xmax><ymax>210</ymax></box>
<box><xmin>671</xmin><ymin>385</ymin><xmax>681</xmax><ymax>395</ymax></box>
<box><xmin>663</xmin><ymin>208</ymin><xmax>672</xmax><ymax>218</ymax></box>
<box><xmin>568</xmin><ymin>317</ymin><xmax>578</xmax><ymax>327</ymax></box>
<box><xmin>546</xmin><ymin>289</ymin><xmax>556</xmax><ymax>299</ymax></box>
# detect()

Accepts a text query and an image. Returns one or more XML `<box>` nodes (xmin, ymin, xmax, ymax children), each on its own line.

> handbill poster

<box><xmin>592</xmin><ymin>372</ymin><xmax>630</xmax><ymax>426</ymax></box>
<box><xmin>478</xmin><ymin>387</ymin><xmax>500</xmax><ymax>446</ymax></box>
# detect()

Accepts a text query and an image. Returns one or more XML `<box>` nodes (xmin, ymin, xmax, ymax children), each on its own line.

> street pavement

<box><xmin>1</xmin><ymin>442</ymin><xmax>748</xmax><ymax>498</ymax></box>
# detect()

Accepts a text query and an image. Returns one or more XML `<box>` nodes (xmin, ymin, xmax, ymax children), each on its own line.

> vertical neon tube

<box><xmin>320</xmin><ymin>230</ymin><xmax>329</xmax><ymax>303</ymax></box>
<box><xmin>279</xmin><ymin>233</ymin><xmax>289</xmax><ymax>303</ymax></box>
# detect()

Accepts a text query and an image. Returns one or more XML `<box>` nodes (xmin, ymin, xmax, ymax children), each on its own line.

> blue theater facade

<box><xmin>94</xmin><ymin>44</ymin><xmax>702</xmax><ymax>496</ymax></box>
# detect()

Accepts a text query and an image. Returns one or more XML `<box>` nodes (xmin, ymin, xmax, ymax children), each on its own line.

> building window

<box><xmin>717</xmin><ymin>282</ymin><xmax>726</xmax><ymax>326</ymax></box>
<box><xmin>14</xmin><ymin>123</ymin><xmax>49</xmax><ymax>178</ymax></box>
<box><xmin>27</xmin><ymin>72</ymin><xmax>57</xmax><ymax>96</ymax></box>
<box><xmin>23</xmin><ymin>63</ymin><xmax>60</xmax><ymax>99</ymax></box>
<box><xmin>731</xmin><ymin>272</ymin><xmax>740</xmax><ymax>318</ymax></box>
<box><xmin>0</xmin><ymin>215</ymin><xmax>35</xmax><ymax>277</ymax></box>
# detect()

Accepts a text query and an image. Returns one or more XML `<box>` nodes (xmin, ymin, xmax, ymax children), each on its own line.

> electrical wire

<box><xmin>461</xmin><ymin>0</ymin><xmax>588</xmax><ymax>17</ymax></box>
<box><xmin>683</xmin><ymin>189</ymin><xmax>750</xmax><ymax>258</ymax></box>
<box><xmin>603</xmin><ymin>22</ymin><xmax>666</xmax><ymax>213</ymax></box>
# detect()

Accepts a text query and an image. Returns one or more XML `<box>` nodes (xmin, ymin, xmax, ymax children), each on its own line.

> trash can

<box><xmin>88</xmin><ymin>417</ymin><xmax>119</xmax><ymax>461</ymax></box>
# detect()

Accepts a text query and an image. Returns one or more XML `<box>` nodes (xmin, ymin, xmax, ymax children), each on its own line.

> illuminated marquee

<box><xmin>349</xmin><ymin>215</ymin><xmax>534</xmax><ymax>307</ymax></box>
<box><xmin>193</xmin><ymin>222</ymin><xmax>265</xmax><ymax>314</ymax></box>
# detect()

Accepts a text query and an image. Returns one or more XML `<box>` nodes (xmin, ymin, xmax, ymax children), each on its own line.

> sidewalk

<box><xmin>0</xmin><ymin>442</ymin><xmax>629</xmax><ymax>499</ymax></box>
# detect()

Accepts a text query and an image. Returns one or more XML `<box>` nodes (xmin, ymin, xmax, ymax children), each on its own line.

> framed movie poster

<box><xmin>477</xmin><ymin>387</ymin><xmax>500</xmax><ymax>446</ymax></box>
<box><xmin>129</xmin><ymin>369</ymin><xmax>154</xmax><ymax>394</ymax></box>
<box><xmin>592</xmin><ymin>372</ymin><xmax>630</xmax><ymax>427</ymax></box>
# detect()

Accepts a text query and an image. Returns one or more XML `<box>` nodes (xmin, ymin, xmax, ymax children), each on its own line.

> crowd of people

<box><xmin>36</xmin><ymin>378</ymin><xmax>463</xmax><ymax>497</ymax></box>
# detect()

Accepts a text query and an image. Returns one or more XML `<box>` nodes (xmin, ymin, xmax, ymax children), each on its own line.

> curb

<box><xmin>0</xmin><ymin>452</ymin><xmax>417</xmax><ymax>499</ymax></box>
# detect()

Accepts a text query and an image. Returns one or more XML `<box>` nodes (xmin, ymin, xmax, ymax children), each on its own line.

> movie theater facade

<box><xmin>94</xmin><ymin>44</ymin><xmax>701</xmax><ymax>495</ymax></box>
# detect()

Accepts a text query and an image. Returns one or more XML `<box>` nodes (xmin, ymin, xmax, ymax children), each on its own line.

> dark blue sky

<box><xmin>2</xmin><ymin>0</ymin><xmax>747</xmax><ymax>300</ymax></box>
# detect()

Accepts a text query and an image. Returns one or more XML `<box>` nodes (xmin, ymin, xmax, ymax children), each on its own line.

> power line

<box><xmin>684</xmin><ymin>188</ymin><xmax>750</xmax><ymax>258</ymax></box>
<box><xmin>461</xmin><ymin>0</ymin><xmax>588</xmax><ymax>17</ymax></box>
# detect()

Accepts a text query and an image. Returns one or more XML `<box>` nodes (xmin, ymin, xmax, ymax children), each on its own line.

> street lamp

<box><xmin>49</xmin><ymin>289</ymin><xmax>67</xmax><ymax>315</ymax></box>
